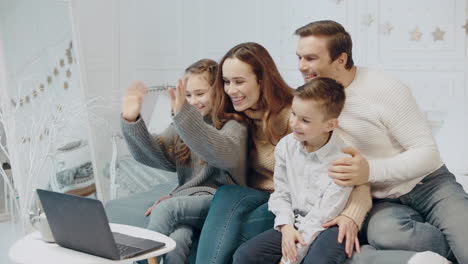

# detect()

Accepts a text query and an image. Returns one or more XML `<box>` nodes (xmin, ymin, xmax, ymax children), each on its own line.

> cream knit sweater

<box><xmin>337</xmin><ymin>67</ymin><xmax>443</xmax><ymax>199</ymax></box>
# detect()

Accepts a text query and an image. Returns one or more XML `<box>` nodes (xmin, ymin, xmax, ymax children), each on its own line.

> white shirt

<box><xmin>269</xmin><ymin>132</ymin><xmax>352</xmax><ymax>263</ymax></box>
<box><xmin>337</xmin><ymin>67</ymin><xmax>443</xmax><ymax>198</ymax></box>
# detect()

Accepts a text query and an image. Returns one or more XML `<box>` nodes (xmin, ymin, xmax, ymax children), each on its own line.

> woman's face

<box><xmin>185</xmin><ymin>73</ymin><xmax>213</xmax><ymax>116</ymax></box>
<box><xmin>222</xmin><ymin>58</ymin><xmax>261</xmax><ymax>112</ymax></box>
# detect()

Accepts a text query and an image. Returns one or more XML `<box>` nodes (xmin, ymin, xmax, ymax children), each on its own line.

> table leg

<box><xmin>148</xmin><ymin>257</ymin><xmax>159</xmax><ymax>264</ymax></box>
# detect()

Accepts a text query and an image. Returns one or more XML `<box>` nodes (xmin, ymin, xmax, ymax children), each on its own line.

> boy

<box><xmin>234</xmin><ymin>77</ymin><xmax>360</xmax><ymax>264</ymax></box>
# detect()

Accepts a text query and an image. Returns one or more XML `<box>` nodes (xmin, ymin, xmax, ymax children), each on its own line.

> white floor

<box><xmin>0</xmin><ymin>220</ymin><xmax>22</xmax><ymax>264</ymax></box>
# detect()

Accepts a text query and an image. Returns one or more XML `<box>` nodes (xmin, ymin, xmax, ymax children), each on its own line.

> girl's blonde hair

<box><xmin>161</xmin><ymin>59</ymin><xmax>220</xmax><ymax>165</ymax></box>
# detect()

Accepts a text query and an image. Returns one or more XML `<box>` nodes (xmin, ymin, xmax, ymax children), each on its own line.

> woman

<box><xmin>118</xmin><ymin>59</ymin><xmax>248</xmax><ymax>264</ymax></box>
<box><xmin>194</xmin><ymin>43</ymin><xmax>372</xmax><ymax>264</ymax></box>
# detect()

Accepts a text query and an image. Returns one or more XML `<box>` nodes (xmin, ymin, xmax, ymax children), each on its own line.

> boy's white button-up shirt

<box><xmin>268</xmin><ymin>131</ymin><xmax>353</xmax><ymax>245</ymax></box>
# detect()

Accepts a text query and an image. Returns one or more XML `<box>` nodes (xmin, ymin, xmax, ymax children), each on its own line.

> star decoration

<box><xmin>47</xmin><ymin>76</ymin><xmax>52</xmax><ymax>84</ymax></box>
<box><xmin>432</xmin><ymin>27</ymin><xmax>445</xmax><ymax>41</ymax></box>
<box><xmin>462</xmin><ymin>20</ymin><xmax>468</xmax><ymax>35</ymax></box>
<box><xmin>66</xmin><ymin>69</ymin><xmax>71</xmax><ymax>78</ymax></box>
<box><xmin>410</xmin><ymin>27</ymin><xmax>423</xmax><ymax>41</ymax></box>
<box><xmin>331</xmin><ymin>0</ymin><xmax>345</xmax><ymax>4</ymax></box>
<box><xmin>381</xmin><ymin>22</ymin><xmax>394</xmax><ymax>35</ymax></box>
<box><xmin>362</xmin><ymin>14</ymin><xmax>374</xmax><ymax>27</ymax></box>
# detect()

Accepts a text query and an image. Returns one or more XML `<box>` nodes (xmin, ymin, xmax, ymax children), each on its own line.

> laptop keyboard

<box><xmin>116</xmin><ymin>243</ymin><xmax>142</xmax><ymax>257</ymax></box>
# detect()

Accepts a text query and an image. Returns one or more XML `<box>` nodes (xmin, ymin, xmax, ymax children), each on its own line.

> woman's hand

<box><xmin>168</xmin><ymin>77</ymin><xmax>188</xmax><ymax>116</ymax></box>
<box><xmin>322</xmin><ymin>215</ymin><xmax>360</xmax><ymax>258</ymax></box>
<box><xmin>280</xmin><ymin>224</ymin><xmax>306</xmax><ymax>263</ymax></box>
<box><xmin>122</xmin><ymin>81</ymin><xmax>148</xmax><ymax>122</ymax></box>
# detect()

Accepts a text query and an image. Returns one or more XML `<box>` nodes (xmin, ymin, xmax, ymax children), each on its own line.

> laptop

<box><xmin>36</xmin><ymin>189</ymin><xmax>166</xmax><ymax>260</ymax></box>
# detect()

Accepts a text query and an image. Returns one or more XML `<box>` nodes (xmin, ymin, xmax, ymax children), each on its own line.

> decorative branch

<box><xmin>0</xmin><ymin>92</ymin><xmax>119</xmax><ymax>234</ymax></box>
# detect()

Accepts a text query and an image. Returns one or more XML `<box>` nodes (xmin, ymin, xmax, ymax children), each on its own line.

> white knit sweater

<box><xmin>337</xmin><ymin>67</ymin><xmax>444</xmax><ymax>199</ymax></box>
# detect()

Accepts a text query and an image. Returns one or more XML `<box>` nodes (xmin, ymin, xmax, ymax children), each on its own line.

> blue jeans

<box><xmin>104</xmin><ymin>183</ymin><xmax>202</xmax><ymax>264</ymax></box>
<box><xmin>234</xmin><ymin>226</ymin><xmax>346</xmax><ymax>264</ymax></box>
<box><xmin>350</xmin><ymin>165</ymin><xmax>467</xmax><ymax>264</ymax></box>
<box><xmin>199</xmin><ymin>186</ymin><xmax>407</xmax><ymax>264</ymax></box>
<box><xmin>147</xmin><ymin>195</ymin><xmax>212</xmax><ymax>264</ymax></box>
<box><xmin>105</xmin><ymin>183</ymin><xmax>176</xmax><ymax>228</ymax></box>
<box><xmin>195</xmin><ymin>185</ymin><xmax>274</xmax><ymax>264</ymax></box>
<box><xmin>344</xmin><ymin>245</ymin><xmax>418</xmax><ymax>264</ymax></box>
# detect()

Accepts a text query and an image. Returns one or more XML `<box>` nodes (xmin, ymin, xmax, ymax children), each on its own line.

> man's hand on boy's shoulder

<box><xmin>328</xmin><ymin>146</ymin><xmax>369</xmax><ymax>186</ymax></box>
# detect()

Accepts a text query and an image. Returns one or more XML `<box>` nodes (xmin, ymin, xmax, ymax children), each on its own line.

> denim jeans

<box><xmin>344</xmin><ymin>245</ymin><xmax>417</xmax><ymax>264</ymax></box>
<box><xmin>105</xmin><ymin>183</ymin><xmax>176</xmax><ymax>228</ymax></box>
<box><xmin>104</xmin><ymin>183</ymin><xmax>206</xmax><ymax>264</ymax></box>
<box><xmin>233</xmin><ymin>226</ymin><xmax>346</xmax><ymax>264</ymax></box>
<box><xmin>349</xmin><ymin>165</ymin><xmax>467</xmax><ymax>264</ymax></box>
<box><xmin>147</xmin><ymin>195</ymin><xmax>212</xmax><ymax>264</ymax></box>
<box><xmin>195</xmin><ymin>185</ymin><xmax>274</xmax><ymax>264</ymax></box>
<box><xmin>204</xmin><ymin>188</ymin><xmax>417</xmax><ymax>264</ymax></box>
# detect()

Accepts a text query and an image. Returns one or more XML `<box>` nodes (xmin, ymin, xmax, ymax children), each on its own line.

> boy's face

<box><xmin>296</xmin><ymin>36</ymin><xmax>342</xmax><ymax>83</ymax></box>
<box><xmin>290</xmin><ymin>96</ymin><xmax>337</xmax><ymax>144</ymax></box>
<box><xmin>185</xmin><ymin>73</ymin><xmax>213</xmax><ymax>117</ymax></box>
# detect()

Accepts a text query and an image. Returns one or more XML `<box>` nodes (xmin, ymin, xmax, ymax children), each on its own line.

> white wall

<box><xmin>70</xmin><ymin>0</ymin><xmax>121</xmax><ymax>201</ymax></box>
<box><xmin>72</xmin><ymin>0</ymin><xmax>468</xmax><ymax>200</ymax></box>
<box><xmin>0</xmin><ymin>0</ymin><xmax>99</xmax><ymax>198</ymax></box>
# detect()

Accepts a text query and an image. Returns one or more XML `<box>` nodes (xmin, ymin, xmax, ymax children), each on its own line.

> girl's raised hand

<box><xmin>168</xmin><ymin>76</ymin><xmax>188</xmax><ymax>116</ymax></box>
<box><xmin>122</xmin><ymin>81</ymin><xmax>148</xmax><ymax>122</ymax></box>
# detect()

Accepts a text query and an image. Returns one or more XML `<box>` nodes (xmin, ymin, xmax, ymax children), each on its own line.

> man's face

<box><xmin>296</xmin><ymin>36</ymin><xmax>341</xmax><ymax>83</ymax></box>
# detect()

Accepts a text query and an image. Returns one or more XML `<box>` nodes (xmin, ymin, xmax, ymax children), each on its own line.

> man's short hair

<box><xmin>294</xmin><ymin>77</ymin><xmax>345</xmax><ymax>120</ymax></box>
<box><xmin>295</xmin><ymin>20</ymin><xmax>354</xmax><ymax>69</ymax></box>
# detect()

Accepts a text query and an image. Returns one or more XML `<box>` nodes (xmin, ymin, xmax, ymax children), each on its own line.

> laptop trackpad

<box><xmin>113</xmin><ymin>232</ymin><xmax>164</xmax><ymax>248</ymax></box>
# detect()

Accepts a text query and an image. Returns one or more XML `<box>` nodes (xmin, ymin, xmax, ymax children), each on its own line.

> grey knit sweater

<box><xmin>121</xmin><ymin>101</ymin><xmax>248</xmax><ymax>197</ymax></box>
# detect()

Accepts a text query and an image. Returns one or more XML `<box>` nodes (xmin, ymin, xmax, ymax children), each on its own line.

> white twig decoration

<box><xmin>0</xmin><ymin>93</ymin><xmax>118</xmax><ymax>234</ymax></box>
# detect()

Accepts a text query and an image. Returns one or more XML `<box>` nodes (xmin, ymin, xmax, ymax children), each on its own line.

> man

<box><xmin>294</xmin><ymin>20</ymin><xmax>468</xmax><ymax>264</ymax></box>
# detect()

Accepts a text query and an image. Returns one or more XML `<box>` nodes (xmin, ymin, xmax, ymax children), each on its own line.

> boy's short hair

<box><xmin>295</xmin><ymin>20</ymin><xmax>354</xmax><ymax>70</ymax></box>
<box><xmin>294</xmin><ymin>77</ymin><xmax>345</xmax><ymax>120</ymax></box>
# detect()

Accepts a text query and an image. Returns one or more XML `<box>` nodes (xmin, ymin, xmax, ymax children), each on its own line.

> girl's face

<box><xmin>185</xmin><ymin>73</ymin><xmax>213</xmax><ymax>116</ymax></box>
<box><xmin>222</xmin><ymin>58</ymin><xmax>261</xmax><ymax>112</ymax></box>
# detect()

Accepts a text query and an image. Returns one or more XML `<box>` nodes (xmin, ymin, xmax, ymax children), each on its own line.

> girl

<box><xmin>120</xmin><ymin>59</ymin><xmax>248</xmax><ymax>264</ymax></box>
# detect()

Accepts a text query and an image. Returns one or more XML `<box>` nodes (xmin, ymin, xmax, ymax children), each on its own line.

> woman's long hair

<box><xmin>211</xmin><ymin>42</ymin><xmax>294</xmax><ymax>145</ymax></box>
